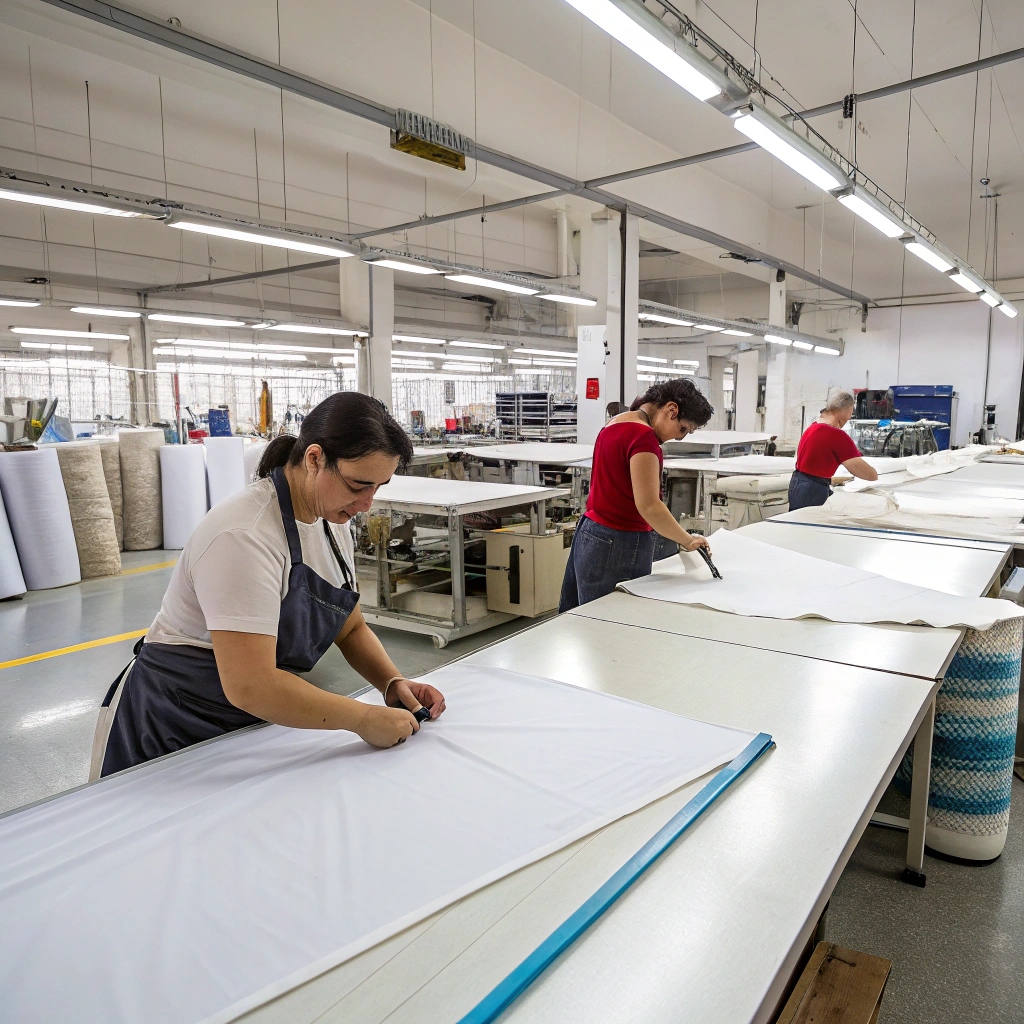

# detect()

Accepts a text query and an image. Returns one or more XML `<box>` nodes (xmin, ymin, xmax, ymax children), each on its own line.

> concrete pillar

<box><xmin>340</xmin><ymin>260</ymin><xmax>393</xmax><ymax>407</ymax></box>
<box><xmin>578</xmin><ymin>209</ymin><xmax>639</xmax><ymax>408</ymax></box>
<box><xmin>133</xmin><ymin>315</ymin><xmax>153</xmax><ymax>425</ymax></box>
<box><xmin>764</xmin><ymin>269</ymin><xmax>793</xmax><ymax>442</ymax></box>
<box><xmin>733</xmin><ymin>349</ymin><xmax>760</xmax><ymax>431</ymax></box>
<box><xmin>708</xmin><ymin>356</ymin><xmax>729</xmax><ymax>430</ymax></box>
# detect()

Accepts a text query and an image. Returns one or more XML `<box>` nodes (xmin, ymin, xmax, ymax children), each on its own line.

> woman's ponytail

<box><xmin>256</xmin><ymin>434</ymin><xmax>298</xmax><ymax>478</ymax></box>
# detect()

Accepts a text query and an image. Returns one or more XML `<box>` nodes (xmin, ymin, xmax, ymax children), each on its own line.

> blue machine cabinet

<box><xmin>890</xmin><ymin>385</ymin><xmax>958</xmax><ymax>450</ymax></box>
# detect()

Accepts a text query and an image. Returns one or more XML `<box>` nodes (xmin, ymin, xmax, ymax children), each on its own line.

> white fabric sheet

<box><xmin>0</xmin><ymin>665</ymin><xmax>752</xmax><ymax>1024</ymax></box>
<box><xmin>618</xmin><ymin>529</ymin><xmax>1022</xmax><ymax>629</ymax></box>
<box><xmin>204</xmin><ymin>436</ymin><xmax>248</xmax><ymax>507</ymax></box>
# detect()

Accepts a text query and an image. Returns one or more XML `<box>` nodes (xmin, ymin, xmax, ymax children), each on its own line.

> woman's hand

<box><xmin>386</xmin><ymin>678</ymin><xmax>447</xmax><ymax>719</ymax></box>
<box><xmin>680</xmin><ymin>534</ymin><xmax>710</xmax><ymax>553</ymax></box>
<box><xmin>355</xmin><ymin>705</ymin><xmax>418</xmax><ymax>747</ymax></box>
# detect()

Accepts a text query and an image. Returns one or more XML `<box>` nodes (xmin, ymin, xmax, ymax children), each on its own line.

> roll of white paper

<box><xmin>0</xmin><ymin>448</ymin><xmax>81</xmax><ymax>590</ymax></box>
<box><xmin>159</xmin><ymin>445</ymin><xmax>209</xmax><ymax>550</ymax></box>
<box><xmin>205</xmin><ymin>437</ymin><xmax>247</xmax><ymax>507</ymax></box>
<box><xmin>119</xmin><ymin>428</ymin><xmax>165</xmax><ymax>550</ymax></box>
<box><xmin>0</xmin><ymin>487</ymin><xmax>26</xmax><ymax>599</ymax></box>
<box><xmin>243</xmin><ymin>440</ymin><xmax>268</xmax><ymax>484</ymax></box>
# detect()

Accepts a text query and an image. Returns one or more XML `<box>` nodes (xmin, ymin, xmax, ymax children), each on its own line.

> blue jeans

<box><xmin>559</xmin><ymin>516</ymin><xmax>656</xmax><ymax>612</ymax></box>
<box><xmin>787</xmin><ymin>469</ymin><xmax>831</xmax><ymax>511</ymax></box>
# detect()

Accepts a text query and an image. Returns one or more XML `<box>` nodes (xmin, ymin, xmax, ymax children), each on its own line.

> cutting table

<box><xmin>463</xmin><ymin>442</ymin><xmax>594</xmax><ymax>513</ymax></box>
<box><xmin>232</xmin><ymin>615</ymin><xmax>937</xmax><ymax>1024</ymax></box>
<box><xmin>662</xmin><ymin>429</ymin><xmax>771</xmax><ymax>458</ymax></box>
<box><xmin>360</xmin><ymin>478</ymin><xmax>568</xmax><ymax>647</ymax></box>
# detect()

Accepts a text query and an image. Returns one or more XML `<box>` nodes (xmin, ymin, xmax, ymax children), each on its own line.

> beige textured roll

<box><xmin>96</xmin><ymin>438</ymin><xmax>123</xmax><ymax>550</ymax></box>
<box><xmin>119</xmin><ymin>428</ymin><xmax>165</xmax><ymax>550</ymax></box>
<box><xmin>53</xmin><ymin>442</ymin><xmax>122</xmax><ymax>579</ymax></box>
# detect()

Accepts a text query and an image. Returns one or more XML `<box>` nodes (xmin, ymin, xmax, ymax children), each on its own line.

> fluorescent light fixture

<box><xmin>392</xmin><ymin>358</ymin><xmax>435</xmax><ymax>368</ymax></box>
<box><xmin>562</xmin><ymin>0</ymin><xmax>722</xmax><ymax>102</ymax></box>
<box><xmin>904</xmin><ymin>239</ymin><xmax>954</xmax><ymax>273</ymax></box>
<box><xmin>167</xmin><ymin>213</ymin><xmax>354</xmax><ymax>259</ymax></box>
<box><xmin>529</xmin><ymin>359</ymin><xmax>576</xmax><ymax>368</ymax></box>
<box><xmin>722</xmin><ymin>329</ymin><xmax>753</xmax><ymax>336</ymax></box>
<box><xmin>639</xmin><ymin>312</ymin><xmax>694</xmax><ymax>326</ymax></box>
<box><xmin>10</xmin><ymin>327</ymin><xmax>128</xmax><ymax>340</ymax></box>
<box><xmin>732</xmin><ymin>104</ymin><xmax>848</xmax><ymax>192</ymax></box>
<box><xmin>436</xmin><ymin>353</ymin><xmax>494</xmax><ymax>363</ymax></box>
<box><xmin>834</xmin><ymin>187</ymin><xmax>906</xmax><ymax>239</ymax></box>
<box><xmin>158</xmin><ymin>338</ymin><xmax>235</xmax><ymax>349</ymax></box>
<box><xmin>256</xmin><ymin>343</ymin><xmax>355</xmax><ymax>355</ymax></box>
<box><xmin>514</xmin><ymin>347</ymin><xmax>577</xmax><ymax>359</ymax></box>
<box><xmin>449</xmin><ymin>340</ymin><xmax>505</xmax><ymax>350</ymax></box>
<box><xmin>392</xmin><ymin>334</ymin><xmax>447</xmax><ymax>345</ymax></box>
<box><xmin>695</xmin><ymin>323</ymin><xmax>724</xmax><ymax>332</ymax></box>
<box><xmin>332</xmin><ymin>354</ymin><xmax>357</xmax><ymax>363</ymax></box>
<box><xmin>673</xmin><ymin>359</ymin><xmax>699</xmax><ymax>366</ymax></box>
<box><xmin>539</xmin><ymin>292</ymin><xmax>598</xmax><ymax>306</ymax></box>
<box><xmin>980</xmin><ymin>292</ymin><xmax>1001</xmax><ymax>308</ymax></box>
<box><xmin>764</xmin><ymin>334</ymin><xmax>792</xmax><ymax>346</ymax></box>
<box><xmin>637</xmin><ymin>355</ymin><xmax>668</xmax><ymax>363</ymax></box>
<box><xmin>20</xmin><ymin>341</ymin><xmax>94</xmax><ymax>352</ymax></box>
<box><xmin>814</xmin><ymin>346</ymin><xmax>840</xmax><ymax>355</ymax></box>
<box><xmin>154</xmin><ymin>347</ymin><xmax>307</xmax><ymax>362</ymax></box>
<box><xmin>0</xmin><ymin>298</ymin><xmax>40</xmax><ymax>307</ymax></box>
<box><xmin>999</xmin><ymin>303</ymin><xmax>1018</xmax><ymax>318</ymax></box>
<box><xmin>267</xmin><ymin>323</ymin><xmax>364</xmax><ymax>336</ymax></box>
<box><xmin>791</xmin><ymin>340</ymin><xmax>813</xmax><ymax>350</ymax></box>
<box><xmin>148</xmin><ymin>313</ymin><xmax>246</xmax><ymax>327</ymax></box>
<box><xmin>677</xmin><ymin>368</ymin><xmax>696</xmax><ymax>376</ymax></box>
<box><xmin>949</xmin><ymin>271</ymin><xmax>983</xmax><ymax>293</ymax></box>
<box><xmin>70</xmin><ymin>306</ymin><xmax>142</xmax><ymax>318</ymax></box>
<box><xmin>0</xmin><ymin>184</ymin><xmax>162</xmax><ymax>218</ymax></box>
<box><xmin>444</xmin><ymin>273</ymin><xmax>539</xmax><ymax>295</ymax></box>
<box><xmin>442</xmin><ymin>362</ymin><xmax>487</xmax><ymax>372</ymax></box>
<box><xmin>364</xmin><ymin>257</ymin><xmax>442</xmax><ymax>275</ymax></box>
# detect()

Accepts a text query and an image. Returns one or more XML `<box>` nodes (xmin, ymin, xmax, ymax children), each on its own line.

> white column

<box><xmin>578</xmin><ymin>209</ymin><xmax>638</xmax><ymax>409</ymax></box>
<box><xmin>707</xmin><ymin>356</ymin><xmax>729</xmax><ymax>430</ymax></box>
<box><xmin>764</xmin><ymin>270</ymin><xmax>792</xmax><ymax>442</ymax></box>
<box><xmin>733</xmin><ymin>349</ymin><xmax>760</xmax><ymax>431</ymax></box>
<box><xmin>339</xmin><ymin>260</ymin><xmax>393</xmax><ymax>407</ymax></box>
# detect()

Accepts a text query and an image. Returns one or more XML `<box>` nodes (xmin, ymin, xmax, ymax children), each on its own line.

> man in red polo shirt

<box><xmin>789</xmin><ymin>390</ymin><xmax>878</xmax><ymax>510</ymax></box>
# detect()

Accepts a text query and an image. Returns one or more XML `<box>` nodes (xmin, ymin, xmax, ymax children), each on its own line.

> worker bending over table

<box><xmin>94</xmin><ymin>392</ymin><xmax>445</xmax><ymax>778</ymax></box>
<box><xmin>788</xmin><ymin>389</ymin><xmax>878</xmax><ymax>511</ymax></box>
<box><xmin>560</xmin><ymin>377</ymin><xmax>714</xmax><ymax>611</ymax></box>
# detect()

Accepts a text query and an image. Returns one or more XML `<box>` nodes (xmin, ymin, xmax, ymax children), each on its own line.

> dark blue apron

<box><xmin>100</xmin><ymin>467</ymin><xmax>360</xmax><ymax>776</ymax></box>
<box><xmin>787</xmin><ymin>469</ymin><xmax>832</xmax><ymax>511</ymax></box>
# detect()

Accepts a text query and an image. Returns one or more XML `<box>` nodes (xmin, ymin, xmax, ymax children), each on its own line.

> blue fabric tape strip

<box><xmin>457</xmin><ymin>730</ymin><xmax>775</xmax><ymax>1024</ymax></box>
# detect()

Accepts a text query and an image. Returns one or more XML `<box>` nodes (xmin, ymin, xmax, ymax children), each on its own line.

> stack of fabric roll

<box><xmin>94</xmin><ymin>436</ymin><xmax>124</xmax><ymax>549</ymax></box>
<box><xmin>207</xmin><ymin>437</ymin><xmax>267</xmax><ymax>506</ymax></box>
<box><xmin>0</xmin><ymin>483</ymin><xmax>27</xmax><ymax>599</ymax></box>
<box><xmin>53</xmin><ymin>441</ymin><xmax>121</xmax><ymax>579</ymax></box>
<box><xmin>159</xmin><ymin>444</ymin><xmax>209</xmax><ymax>549</ymax></box>
<box><xmin>119</xmin><ymin>428</ymin><xmax>165</xmax><ymax>550</ymax></box>
<box><xmin>0</xmin><ymin>448</ymin><xmax>81</xmax><ymax>591</ymax></box>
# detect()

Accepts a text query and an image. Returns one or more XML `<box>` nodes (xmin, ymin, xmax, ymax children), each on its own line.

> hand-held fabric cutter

<box><xmin>697</xmin><ymin>546</ymin><xmax>723</xmax><ymax>580</ymax></box>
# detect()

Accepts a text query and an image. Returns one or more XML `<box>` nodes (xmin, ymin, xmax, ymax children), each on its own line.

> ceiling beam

<box><xmin>37</xmin><ymin>0</ymin><xmax>869</xmax><ymax>304</ymax></box>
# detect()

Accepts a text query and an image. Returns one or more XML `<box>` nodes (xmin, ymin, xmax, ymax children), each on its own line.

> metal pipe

<box><xmin>556</xmin><ymin>210</ymin><xmax>570</xmax><ymax>279</ymax></box>
<box><xmin>144</xmin><ymin>258</ymin><xmax>339</xmax><ymax>294</ymax></box>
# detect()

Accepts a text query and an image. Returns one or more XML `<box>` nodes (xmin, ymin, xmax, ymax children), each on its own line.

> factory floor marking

<box><xmin>119</xmin><ymin>559</ymin><xmax>178</xmax><ymax>576</ymax></box>
<box><xmin>0</xmin><ymin>629</ymin><xmax>149</xmax><ymax>671</ymax></box>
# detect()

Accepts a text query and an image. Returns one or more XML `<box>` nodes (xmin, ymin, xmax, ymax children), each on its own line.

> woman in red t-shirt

<box><xmin>559</xmin><ymin>377</ymin><xmax>714</xmax><ymax>611</ymax></box>
<box><xmin>789</xmin><ymin>390</ymin><xmax>878</xmax><ymax>511</ymax></box>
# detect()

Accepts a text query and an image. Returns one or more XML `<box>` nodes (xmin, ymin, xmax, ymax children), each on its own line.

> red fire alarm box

<box><xmin>585</xmin><ymin>378</ymin><xmax>600</xmax><ymax>400</ymax></box>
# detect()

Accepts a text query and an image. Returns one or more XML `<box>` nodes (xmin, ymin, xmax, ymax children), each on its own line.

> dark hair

<box><xmin>257</xmin><ymin>391</ymin><xmax>413</xmax><ymax>478</ymax></box>
<box><xmin>629</xmin><ymin>377</ymin><xmax>714</xmax><ymax>426</ymax></box>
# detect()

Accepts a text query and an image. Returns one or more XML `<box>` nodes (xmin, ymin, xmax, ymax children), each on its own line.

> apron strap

<box><xmin>89</xmin><ymin>657</ymin><xmax>135</xmax><ymax>782</ymax></box>
<box><xmin>322</xmin><ymin>519</ymin><xmax>355</xmax><ymax>591</ymax></box>
<box><xmin>271</xmin><ymin>467</ymin><xmax>305</xmax><ymax>567</ymax></box>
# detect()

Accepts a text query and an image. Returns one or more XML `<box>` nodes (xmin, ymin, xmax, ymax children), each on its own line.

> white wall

<box><xmin>788</xmin><ymin>300</ymin><xmax>1024</xmax><ymax>446</ymax></box>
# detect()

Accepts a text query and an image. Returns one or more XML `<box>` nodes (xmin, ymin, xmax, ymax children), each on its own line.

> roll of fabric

<box><xmin>159</xmin><ymin>445</ymin><xmax>209</xmax><ymax>549</ymax></box>
<box><xmin>205</xmin><ymin>436</ymin><xmax>247</xmax><ymax>507</ymax></box>
<box><xmin>0</xmin><ymin>488</ymin><xmax>27</xmax><ymax>599</ymax></box>
<box><xmin>243</xmin><ymin>440</ymin><xmax>268</xmax><ymax>484</ymax></box>
<box><xmin>0</xmin><ymin>448</ymin><xmax>81</xmax><ymax>590</ymax></box>
<box><xmin>120</xmin><ymin>429</ymin><xmax>165</xmax><ymax>550</ymax></box>
<box><xmin>95</xmin><ymin>437</ymin><xmax>123</xmax><ymax>550</ymax></box>
<box><xmin>54</xmin><ymin>442</ymin><xmax>122</xmax><ymax>579</ymax></box>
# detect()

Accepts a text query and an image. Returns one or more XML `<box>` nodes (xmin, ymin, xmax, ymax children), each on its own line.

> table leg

<box><xmin>449</xmin><ymin>510</ymin><xmax>467</xmax><ymax>627</ymax></box>
<box><xmin>903</xmin><ymin>697</ymin><xmax>935</xmax><ymax>887</ymax></box>
<box><xmin>531</xmin><ymin>499</ymin><xmax>547</xmax><ymax>535</ymax></box>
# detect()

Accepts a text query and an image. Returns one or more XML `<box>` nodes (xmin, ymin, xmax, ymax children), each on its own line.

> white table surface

<box><xmin>889</xmin><ymin>479</ymin><xmax>1024</xmax><ymax>513</ymax></box>
<box><xmin>663</xmin><ymin>454</ymin><xmax>795</xmax><ymax>475</ymax></box>
<box><xmin>568</xmin><ymin>592</ymin><xmax>963</xmax><ymax>681</ymax></box>
<box><xmin>673</xmin><ymin>430</ymin><xmax>771</xmax><ymax>447</ymax></box>
<box><xmin>463</xmin><ymin>442</ymin><xmax>594</xmax><ymax>465</ymax></box>
<box><xmin>371</xmin><ymin>476</ymin><xmax>568</xmax><ymax>514</ymax></box>
<box><xmin>239</xmin><ymin>616</ymin><xmax>937</xmax><ymax>1024</ymax></box>
<box><xmin>745</xmin><ymin>520</ymin><xmax>1010</xmax><ymax>597</ymax></box>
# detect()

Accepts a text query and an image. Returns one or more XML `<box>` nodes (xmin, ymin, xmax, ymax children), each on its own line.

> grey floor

<box><xmin>1</xmin><ymin>559</ymin><xmax>1022</xmax><ymax>1022</ymax></box>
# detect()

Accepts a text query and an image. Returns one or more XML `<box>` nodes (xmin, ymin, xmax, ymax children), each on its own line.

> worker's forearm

<box><xmin>228</xmin><ymin>668</ymin><xmax>370</xmax><ymax>731</ymax></box>
<box><xmin>338</xmin><ymin>620</ymin><xmax>401</xmax><ymax>690</ymax></box>
<box><xmin>637</xmin><ymin>500</ymin><xmax>694</xmax><ymax>546</ymax></box>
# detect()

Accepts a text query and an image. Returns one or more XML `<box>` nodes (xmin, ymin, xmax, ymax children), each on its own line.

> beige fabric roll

<box><xmin>119</xmin><ymin>428</ymin><xmax>165</xmax><ymax>550</ymax></box>
<box><xmin>54</xmin><ymin>442</ymin><xmax>122</xmax><ymax>579</ymax></box>
<box><xmin>96</xmin><ymin>438</ymin><xmax>123</xmax><ymax>550</ymax></box>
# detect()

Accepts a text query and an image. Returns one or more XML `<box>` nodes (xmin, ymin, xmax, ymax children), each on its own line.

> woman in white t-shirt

<box><xmin>94</xmin><ymin>392</ymin><xmax>445</xmax><ymax>777</ymax></box>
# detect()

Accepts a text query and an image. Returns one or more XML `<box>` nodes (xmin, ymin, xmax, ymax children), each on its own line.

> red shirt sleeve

<box><xmin>626</xmin><ymin>428</ymin><xmax>664</xmax><ymax>463</ymax></box>
<box><xmin>832</xmin><ymin>429</ymin><xmax>861</xmax><ymax>464</ymax></box>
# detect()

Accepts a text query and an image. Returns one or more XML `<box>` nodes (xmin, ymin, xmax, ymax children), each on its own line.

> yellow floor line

<box><xmin>0</xmin><ymin>629</ymin><xmax>148</xmax><ymax>671</ymax></box>
<box><xmin>119</xmin><ymin>559</ymin><xmax>178</xmax><ymax>576</ymax></box>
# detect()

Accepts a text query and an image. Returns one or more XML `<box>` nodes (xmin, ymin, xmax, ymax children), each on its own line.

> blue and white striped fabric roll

<box><xmin>896</xmin><ymin>616</ymin><xmax>1022</xmax><ymax>861</ymax></box>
